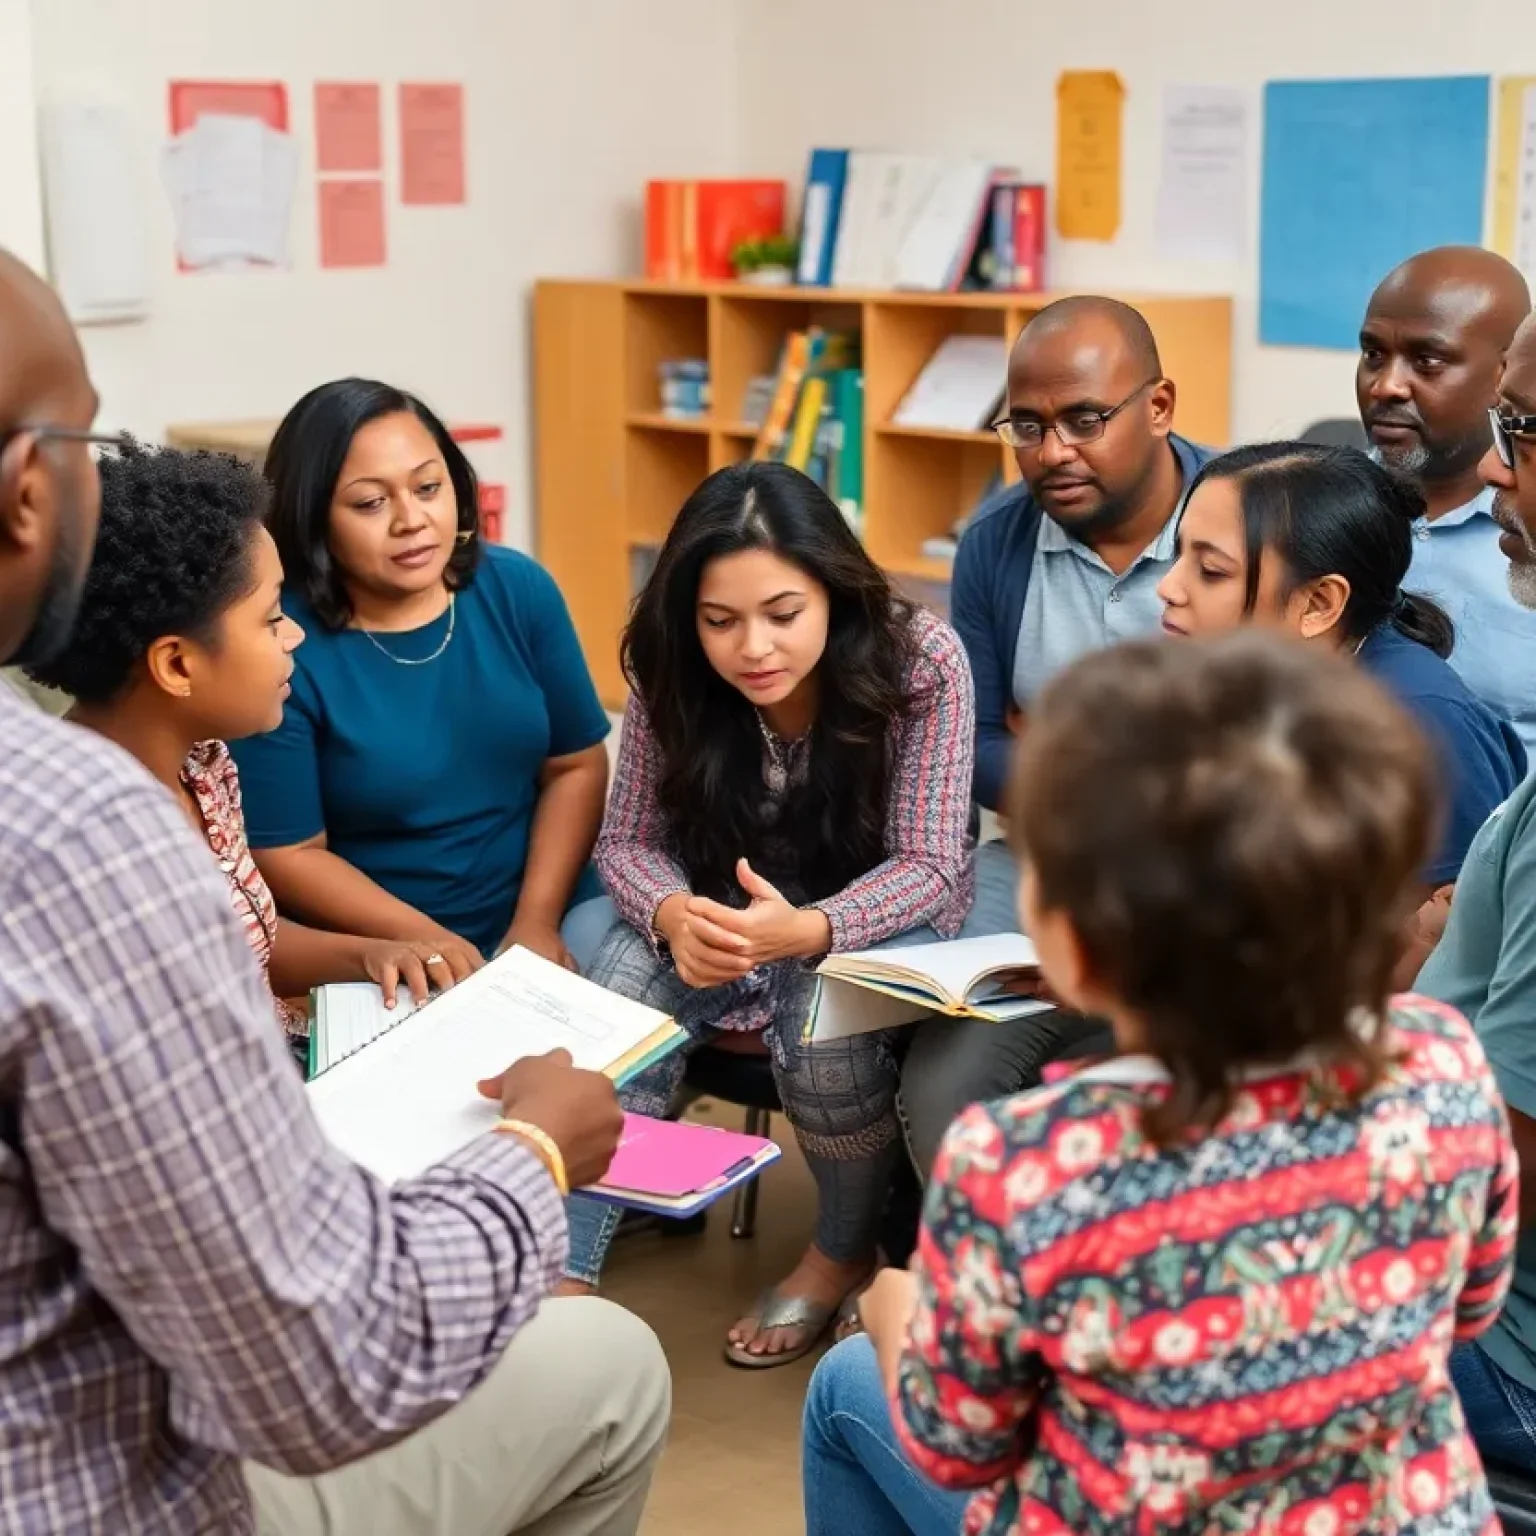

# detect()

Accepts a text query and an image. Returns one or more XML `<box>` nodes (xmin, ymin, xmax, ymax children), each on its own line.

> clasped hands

<box><xmin>656</xmin><ymin>857</ymin><xmax>832</xmax><ymax>989</ymax></box>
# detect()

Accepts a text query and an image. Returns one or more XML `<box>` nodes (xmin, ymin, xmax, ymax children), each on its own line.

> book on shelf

<box><xmin>809</xmin><ymin>934</ymin><xmax>1052</xmax><ymax>1042</ymax></box>
<box><xmin>750</xmin><ymin>326</ymin><xmax>859</xmax><ymax>461</ymax></box>
<box><xmin>892</xmin><ymin>334</ymin><xmax>1008</xmax><ymax>432</ymax></box>
<box><xmin>796</xmin><ymin>148</ymin><xmax>849</xmax><ymax>287</ymax></box>
<box><xmin>587</xmin><ymin>1113</ymin><xmax>782</xmax><ymax>1218</ymax></box>
<box><xmin>644</xmin><ymin>179</ymin><xmax>786</xmax><ymax>283</ymax></box>
<box><xmin>979</xmin><ymin>182</ymin><xmax>1047</xmax><ymax>293</ymax></box>
<box><xmin>305</xmin><ymin>946</ymin><xmax>684</xmax><ymax>1185</ymax></box>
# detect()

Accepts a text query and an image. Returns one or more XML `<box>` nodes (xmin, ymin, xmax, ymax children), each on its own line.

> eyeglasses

<box><xmin>1489</xmin><ymin>405</ymin><xmax>1536</xmax><ymax>470</ymax></box>
<box><xmin>0</xmin><ymin>425</ymin><xmax>132</xmax><ymax>454</ymax></box>
<box><xmin>992</xmin><ymin>378</ymin><xmax>1163</xmax><ymax>451</ymax></box>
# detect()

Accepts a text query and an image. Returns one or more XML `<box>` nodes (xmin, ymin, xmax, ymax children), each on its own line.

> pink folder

<box><xmin>600</xmin><ymin>1114</ymin><xmax>775</xmax><ymax>1199</ymax></box>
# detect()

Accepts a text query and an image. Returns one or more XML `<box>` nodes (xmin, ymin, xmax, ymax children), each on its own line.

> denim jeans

<box><xmin>802</xmin><ymin>1336</ymin><xmax>970</xmax><ymax>1536</ymax></box>
<box><xmin>1452</xmin><ymin>1340</ymin><xmax>1536</xmax><ymax>1474</ymax></box>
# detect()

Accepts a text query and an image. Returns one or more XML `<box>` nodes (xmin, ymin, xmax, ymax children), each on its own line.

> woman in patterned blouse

<box><xmin>558</xmin><ymin>461</ymin><xmax>976</xmax><ymax>1367</ymax></box>
<box><xmin>27</xmin><ymin>443</ymin><xmax>468</xmax><ymax>1070</ymax></box>
<box><xmin>804</xmin><ymin>632</ymin><xmax>1517</xmax><ymax>1536</ymax></box>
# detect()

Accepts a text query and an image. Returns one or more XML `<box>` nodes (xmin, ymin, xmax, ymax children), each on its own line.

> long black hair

<box><xmin>625</xmin><ymin>461</ymin><xmax>917</xmax><ymax>904</ymax></box>
<box><xmin>263</xmin><ymin>378</ymin><xmax>481</xmax><ymax>629</ymax></box>
<box><xmin>1189</xmin><ymin>441</ymin><xmax>1455</xmax><ymax>657</ymax></box>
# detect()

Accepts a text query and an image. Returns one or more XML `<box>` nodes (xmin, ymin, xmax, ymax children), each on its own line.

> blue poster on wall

<box><xmin>1259</xmin><ymin>76</ymin><xmax>1490</xmax><ymax>350</ymax></box>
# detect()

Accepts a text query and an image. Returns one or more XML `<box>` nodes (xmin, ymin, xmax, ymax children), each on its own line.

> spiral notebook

<box><xmin>304</xmin><ymin>947</ymin><xmax>684</xmax><ymax>1185</ymax></box>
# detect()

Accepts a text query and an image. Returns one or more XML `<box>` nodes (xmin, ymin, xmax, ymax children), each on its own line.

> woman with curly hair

<box><xmin>558</xmin><ymin>461</ymin><xmax>977</xmax><ymax>1368</ymax></box>
<box><xmin>26</xmin><ymin>442</ymin><xmax>465</xmax><ymax>1068</ymax></box>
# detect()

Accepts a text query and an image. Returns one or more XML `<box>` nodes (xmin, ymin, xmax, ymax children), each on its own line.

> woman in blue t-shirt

<box><xmin>1158</xmin><ymin>441</ymin><xmax>1526</xmax><ymax>979</ymax></box>
<box><xmin>231</xmin><ymin>379</ymin><xmax>612</xmax><ymax>976</ymax></box>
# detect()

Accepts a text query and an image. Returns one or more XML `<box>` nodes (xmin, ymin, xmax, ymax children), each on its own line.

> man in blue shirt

<box><xmin>900</xmin><ymin>298</ymin><xmax>1214</xmax><ymax>1176</ymax></box>
<box><xmin>1419</xmin><ymin>308</ymin><xmax>1536</xmax><ymax>1475</ymax></box>
<box><xmin>1358</xmin><ymin>247</ymin><xmax>1536</xmax><ymax>756</ymax></box>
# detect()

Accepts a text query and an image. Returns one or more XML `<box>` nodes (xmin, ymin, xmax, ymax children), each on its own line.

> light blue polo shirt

<box><xmin>1012</xmin><ymin>509</ymin><xmax>1178</xmax><ymax>709</ymax></box>
<box><xmin>1407</xmin><ymin>487</ymin><xmax>1536</xmax><ymax>759</ymax></box>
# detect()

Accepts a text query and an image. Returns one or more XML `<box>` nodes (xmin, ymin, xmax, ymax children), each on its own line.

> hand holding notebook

<box><xmin>478</xmin><ymin>1048</ymin><xmax>626</xmax><ymax>1190</ymax></box>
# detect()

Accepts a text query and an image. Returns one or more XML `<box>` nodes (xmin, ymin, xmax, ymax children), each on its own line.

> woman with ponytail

<box><xmin>1158</xmin><ymin>442</ymin><xmax>1525</xmax><ymax>973</ymax></box>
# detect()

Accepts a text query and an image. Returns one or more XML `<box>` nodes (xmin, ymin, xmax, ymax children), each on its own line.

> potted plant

<box><xmin>731</xmin><ymin>233</ymin><xmax>799</xmax><ymax>286</ymax></box>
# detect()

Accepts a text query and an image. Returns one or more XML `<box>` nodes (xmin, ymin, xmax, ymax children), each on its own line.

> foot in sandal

<box><xmin>724</xmin><ymin>1245</ymin><xmax>872</xmax><ymax>1368</ymax></box>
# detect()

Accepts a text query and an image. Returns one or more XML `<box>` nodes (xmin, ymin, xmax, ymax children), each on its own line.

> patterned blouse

<box><xmin>596</xmin><ymin>607</ymin><xmax>976</xmax><ymax>1030</ymax></box>
<box><xmin>895</xmin><ymin>996</ymin><xmax>1518</xmax><ymax>1535</ymax></box>
<box><xmin>182</xmin><ymin>742</ymin><xmax>308</xmax><ymax>1051</ymax></box>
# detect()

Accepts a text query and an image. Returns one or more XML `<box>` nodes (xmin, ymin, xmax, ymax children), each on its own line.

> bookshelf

<box><xmin>535</xmin><ymin>279</ymin><xmax>1233</xmax><ymax>708</ymax></box>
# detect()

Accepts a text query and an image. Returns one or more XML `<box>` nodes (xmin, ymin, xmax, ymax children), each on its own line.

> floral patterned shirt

<box><xmin>895</xmin><ymin>996</ymin><xmax>1518</xmax><ymax>1535</ymax></box>
<box><xmin>183</xmin><ymin>742</ymin><xmax>308</xmax><ymax>1054</ymax></box>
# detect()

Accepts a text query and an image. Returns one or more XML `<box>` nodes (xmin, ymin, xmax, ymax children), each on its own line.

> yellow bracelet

<box><xmin>494</xmin><ymin>1118</ymin><xmax>570</xmax><ymax>1196</ymax></box>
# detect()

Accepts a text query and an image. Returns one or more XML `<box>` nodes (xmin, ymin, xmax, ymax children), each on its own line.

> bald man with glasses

<box><xmin>896</xmin><ymin>296</ymin><xmax>1213</xmax><ymax>1185</ymax></box>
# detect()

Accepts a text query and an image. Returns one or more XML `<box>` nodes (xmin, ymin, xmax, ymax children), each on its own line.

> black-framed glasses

<box><xmin>992</xmin><ymin>378</ymin><xmax>1163</xmax><ymax>451</ymax></box>
<box><xmin>1489</xmin><ymin>405</ymin><xmax>1536</xmax><ymax>470</ymax></box>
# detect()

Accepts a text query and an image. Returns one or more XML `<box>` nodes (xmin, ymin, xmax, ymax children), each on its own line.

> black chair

<box><xmin>1298</xmin><ymin>417</ymin><xmax>1369</xmax><ymax>450</ymax></box>
<box><xmin>1487</xmin><ymin>1462</ymin><xmax>1536</xmax><ymax>1534</ymax></box>
<box><xmin>681</xmin><ymin>1046</ymin><xmax>781</xmax><ymax>1239</ymax></box>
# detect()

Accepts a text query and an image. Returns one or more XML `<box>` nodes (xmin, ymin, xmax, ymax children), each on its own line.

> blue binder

<box><xmin>796</xmin><ymin>148</ymin><xmax>849</xmax><ymax>288</ymax></box>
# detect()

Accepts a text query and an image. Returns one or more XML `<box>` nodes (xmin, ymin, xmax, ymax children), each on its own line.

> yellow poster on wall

<box><xmin>1056</xmin><ymin>71</ymin><xmax>1125</xmax><ymax>242</ymax></box>
<box><xmin>1492</xmin><ymin>76</ymin><xmax>1536</xmax><ymax>272</ymax></box>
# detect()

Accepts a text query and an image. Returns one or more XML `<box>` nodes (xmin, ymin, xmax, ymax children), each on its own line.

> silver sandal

<box><xmin>722</xmin><ymin>1287</ymin><xmax>837</xmax><ymax>1370</ymax></box>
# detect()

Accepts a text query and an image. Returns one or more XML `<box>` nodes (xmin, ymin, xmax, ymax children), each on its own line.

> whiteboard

<box><xmin>0</xmin><ymin>0</ymin><xmax>45</xmax><ymax>270</ymax></box>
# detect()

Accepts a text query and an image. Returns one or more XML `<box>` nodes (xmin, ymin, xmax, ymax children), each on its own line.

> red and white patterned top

<box><xmin>181</xmin><ymin>741</ymin><xmax>306</xmax><ymax>1041</ymax></box>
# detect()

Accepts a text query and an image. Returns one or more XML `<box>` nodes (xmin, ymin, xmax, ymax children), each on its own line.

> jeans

<box><xmin>564</xmin><ymin>921</ymin><xmax>904</xmax><ymax>1287</ymax></box>
<box><xmin>803</xmin><ymin>1336</ymin><xmax>970</xmax><ymax>1536</ymax></box>
<box><xmin>1452</xmin><ymin>1340</ymin><xmax>1536</xmax><ymax>1475</ymax></box>
<box><xmin>560</xmin><ymin>895</ymin><xmax>618</xmax><ymax>975</ymax></box>
<box><xmin>897</xmin><ymin>840</ymin><xmax>1113</xmax><ymax>1176</ymax></box>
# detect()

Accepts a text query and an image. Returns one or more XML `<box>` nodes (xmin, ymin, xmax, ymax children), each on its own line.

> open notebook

<box><xmin>305</xmin><ymin>946</ymin><xmax>683</xmax><ymax>1185</ymax></box>
<box><xmin>810</xmin><ymin>933</ymin><xmax>1052</xmax><ymax>1041</ymax></box>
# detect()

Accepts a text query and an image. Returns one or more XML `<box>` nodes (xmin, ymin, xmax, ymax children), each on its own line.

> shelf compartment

<box><xmin>864</xmin><ymin>432</ymin><xmax>1009</xmax><ymax>576</ymax></box>
<box><xmin>623</xmin><ymin>291</ymin><xmax>709</xmax><ymax>417</ymax></box>
<box><xmin>624</xmin><ymin>426</ymin><xmax>709</xmax><ymax>547</ymax></box>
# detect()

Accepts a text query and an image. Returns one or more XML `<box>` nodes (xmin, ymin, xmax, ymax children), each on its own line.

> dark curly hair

<box><xmin>24</xmin><ymin>440</ymin><xmax>269</xmax><ymax>705</ymax></box>
<box><xmin>263</xmin><ymin>378</ymin><xmax>482</xmax><ymax>630</ymax></box>
<box><xmin>624</xmin><ymin>460</ymin><xmax>916</xmax><ymax>904</ymax></box>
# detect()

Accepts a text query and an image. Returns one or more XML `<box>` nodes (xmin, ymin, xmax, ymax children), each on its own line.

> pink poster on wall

<box><xmin>315</xmin><ymin>83</ymin><xmax>382</xmax><ymax>174</ymax></box>
<box><xmin>399</xmin><ymin>83</ymin><xmax>465</xmax><ymax>205</ymax></box>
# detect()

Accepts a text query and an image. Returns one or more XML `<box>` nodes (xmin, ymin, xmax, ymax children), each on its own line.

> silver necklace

<box><xmin>357</xmin><ymin>594</ymin><xmax>456</xmax><ymax>666</ymax></box>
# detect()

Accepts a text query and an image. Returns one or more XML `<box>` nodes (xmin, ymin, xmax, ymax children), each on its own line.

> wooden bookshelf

<box><xmin>533</xmin><ymin>279</ymin><xmax>1234</xmax><ymax>707</ymax></box>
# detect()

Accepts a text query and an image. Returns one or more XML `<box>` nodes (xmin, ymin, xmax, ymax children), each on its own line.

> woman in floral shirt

<box><xmin>28</xmin><ymin>443</ymin><xmax>466</xmax><ymax>1070</ymax></box>
<box><xmin>804</xmin><ymin>632</ymin><xmax>1517</xmax><ymax>1535</ymax></box>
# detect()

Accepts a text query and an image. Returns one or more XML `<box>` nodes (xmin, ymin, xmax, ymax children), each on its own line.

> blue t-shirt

<box><xmin>231</xmin><ymin>547</ymin><xmax>610</xmax><ymax>956</ymax></box>
<box><xmin>1358</xmin><ymin>623</ymin><xmax>1527</xmax><ymax>886</ymax></box>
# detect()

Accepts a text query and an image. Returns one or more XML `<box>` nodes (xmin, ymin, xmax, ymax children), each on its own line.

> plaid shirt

<box><xmin>0</xmin><ymin>690</ymin><xmax>567</xmax><ymax>1533</ymax></box>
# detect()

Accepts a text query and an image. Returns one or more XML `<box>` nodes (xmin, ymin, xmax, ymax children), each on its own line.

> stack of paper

<box><xmin>160</xmin><ymin>112</ymin><xmax>298</xmax><ymax>270</ymax></box>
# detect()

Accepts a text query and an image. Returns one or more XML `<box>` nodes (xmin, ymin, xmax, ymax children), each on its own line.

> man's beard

<box><xmin>1492</xmin><ymin>492</ymin><xmax>1536</xmax><ymax>610</ymax></box>
<box><xmin>8</xmin><ymin>517</ymin><xmax>86</xmax><ymax>670</ymax></box>
<box><xmin>1367</xmin><ymin>423</ymin><xmax>1487</xmax><ymax>484</ymax></box>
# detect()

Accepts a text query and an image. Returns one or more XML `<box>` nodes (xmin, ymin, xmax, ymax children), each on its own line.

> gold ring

<box><xmin>425</xmin><ymin>952</ymin><xmax>445</xmax><ymax>966</ymax></box>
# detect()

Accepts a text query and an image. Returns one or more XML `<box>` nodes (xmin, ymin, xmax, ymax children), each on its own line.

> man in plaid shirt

<box><xmin>0</xmin><ymin>248</ymin><xmax>670</xmax><ymax>1534</ymax></box>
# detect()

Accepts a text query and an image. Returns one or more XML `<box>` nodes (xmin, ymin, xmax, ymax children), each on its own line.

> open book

<box><xmin>811</xmin><ymin>933</ymin><xmax>1052</xmax><ymax>1041</ymax></box>
<box><xmin>304</xmin><ymin>945</ymin><xmax>683</xmax><ymax>1185</ymax></box>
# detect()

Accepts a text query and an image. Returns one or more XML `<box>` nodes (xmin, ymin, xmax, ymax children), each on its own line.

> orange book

<box><xmin>752</xmin><ymin>331</ymin><xmax>811</xmax><ymax>461</ymax></box>
<box><xmin>644</xmin><ymin>179</ymin><xmax>786</xmax><ymax>281</ymax></box>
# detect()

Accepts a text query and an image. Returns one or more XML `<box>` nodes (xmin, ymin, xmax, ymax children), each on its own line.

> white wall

<box><xmin>0</xmin><ymin>0</ymin><xmax>44</xmax><ymax>269</ymax></box>
<box><xmin>735</xmin><ymin>0</ymin><xmax>1531</xmax><ymax>446</ymax></box>
<box><xmin>26</xmin><ymin>0</ymin><xmax>741</xmax><ymax>547</ymax></box>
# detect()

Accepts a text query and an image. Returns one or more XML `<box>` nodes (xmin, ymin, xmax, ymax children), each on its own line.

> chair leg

<box><xmin>731</xmin><ymin>1108</ymin><xmax>769</xmax><ymax>1239</ymax></box>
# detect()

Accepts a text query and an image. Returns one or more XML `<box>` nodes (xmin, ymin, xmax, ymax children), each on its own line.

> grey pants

<box><xmin>563</xmin><ymin>921</ymin><xmax>902</xmax><ymax>1285</ymax></box>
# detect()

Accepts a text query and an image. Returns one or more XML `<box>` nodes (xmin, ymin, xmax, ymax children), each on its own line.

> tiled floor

<box><xmin>604</xmin><ymin>1099</ymin><xmax>822</xmax><ymax>1536</ymax></box>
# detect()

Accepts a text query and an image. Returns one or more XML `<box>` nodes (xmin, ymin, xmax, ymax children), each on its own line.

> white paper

<box><xmin>305</xmin><ymin>946</ymin><xmax>671</xmax><ymax>1184</ymax></box>
<box><xmin>1155</xmin><ymin>84</ymin><xmax>1248</xmax><ymax>265</ymax></box>
<box><xmin>160</xmin><ymin>112</ymin><xmax>297</xmax><ymax>271</ymax></box>
<box><xmin>1515</xmin><ymin>84</ymin><xmax>1536</xmax><ymax>289</ymax></box>
<box><xmin>892</xmin><ymin>334</ymin><xmax>1008</xmax><ymax>431</ymax></box>
<box><xmin>40</xmin><ymin>104</ymin><xmax>151</xmax><ymax>325</ymax></box>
